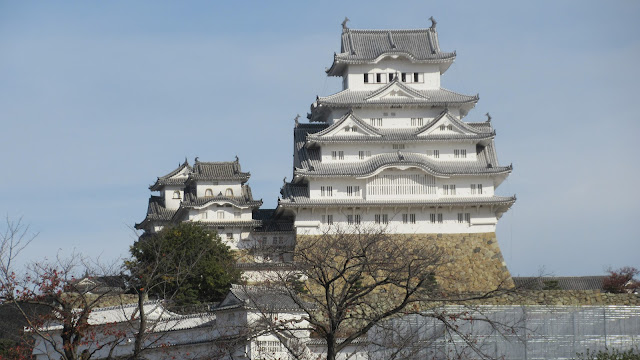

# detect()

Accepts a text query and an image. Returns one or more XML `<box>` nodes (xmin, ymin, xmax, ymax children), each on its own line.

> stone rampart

<box><xmin>409</xmin><ymin>232</ymin><xmax>513</xmax><ymax>293</ymax></box>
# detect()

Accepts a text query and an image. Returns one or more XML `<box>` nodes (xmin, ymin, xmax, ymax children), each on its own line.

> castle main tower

<box><xmin>278</xmin><ymin>19</ymin><xmax>515</xmax><ymax>291</ymax></box>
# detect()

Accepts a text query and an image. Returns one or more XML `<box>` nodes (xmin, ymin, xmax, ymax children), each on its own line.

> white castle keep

<box><xmin>136</xmin><ymin>18</ymin><xmax>515</xmax><ymax>256</ymax></box>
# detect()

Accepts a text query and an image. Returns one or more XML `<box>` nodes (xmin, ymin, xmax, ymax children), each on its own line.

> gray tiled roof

<box><xmin>294</xmin><ymin>151</ymin><xmax>512</xmax><ymax>178</ymax></box>
<box><xmin>201</xmin><ymin>220</ymin><xmax>263</xmax><ymax>228</ymax></box>
<box><xmin>327</xmin><ymin>28</ymin><xmax>455</xmax><ymax>76</ymax></box>
<box><xmin>315</xmin><ymin>86</ymin><xmax>478</xmax><ymax>108</ymax></box>
<box><xmin>190</xmin><ymin>160</ymin><xmax>250</xmax><ymax>182</ymax></box>
<box><xmin>252</xmin><ymin>209</ymin><xmax>295</xmax><ymax>233</ymax></box>
<box><xmin>306</xmin><ymin>110</ymin><xmax>495</xmax><ymax>144</ymax></box>
<box><xmin>278</xmin><ymin>185</ymin><xmax>516</xmax><ymax>208</ymax></box>
<box><xmin>134</xmin><ymin>196</ymin><xmax>177</xmax><ymax>229</ymax></box>
<box><xmin>149</xmin><ymin>160</ymin><xmax>191</xmax><ymax>190</ymax></box>
<box><xmin>181</xmin><ymin>189</ymin><xmax>262</xmax><ymax>209</ymax></box>
<box><xmin>216</xmin><ymin>285</ymin><xmax>307</xmax><ymax>312</ymax></box>
<box><xmin>513</xmin><ymin>277</ymin><xmax>606</xmax><ymax>291</ymax></box>
<box><xmin>293</xmin><ymin>121</ymin><xmax>510</xmax><ymax>178</ymax></box>
<box><xmin>149</xmin><ymin>159</ymin><xmax>251</xmax><ymax>190</ymax></box>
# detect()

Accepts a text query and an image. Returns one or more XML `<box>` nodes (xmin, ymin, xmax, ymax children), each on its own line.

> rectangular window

<box><xmin>471</xmin><ymin>184</ymin><xmax>476</xmax><ymax>195</ymax></box>
<box><xmin>433</xmin><ymin>150</ymin><xmax>439</xmax><ymax>158</ymax></box>
<box><xmin>430</xmin><ymin>213</ymin><xmax>436</xmax><ymax>223</ymax></box>
<box><xmin>358</xmin><ymin>151</ymin><xmax>371</xmax><ymax>159</ymax></box>
<box><xmin>402</xmin><ymin>214</ymin><xmax>408</xmax><ymax>224</ymax></box>
<box><xmin>454</xmin><ymin>149</ymin><xmax>467</xmax><ymax>158</ymax></box>
<box><xmin>388</xmin><ymin>73</ymin><xmax>394</xmax><ymax>81</ymax></box>
<box><xmin>347</xmin><ymin>215</ymin><xmax>354</xmax><ymax>225</ymax></box>
<box><xmin>227</xmin><ymin>233</ymin><xmax>234</xmax><ymax>240</ymax></box>
<box><xmin>401</xmin><ymin>72</ymin><xmax>407</xmax><ymax>82</ymax></box>
<box><xmin>234</xmin><ymin>211</ymin><xmax>241</xmax><ymax>219</ymax></box>
<box><xmin>321</xmin><ymin>186</ymin><xmax>325</xmax><ymax>196</ymax></box>
<box><xmin>376</xmin><ymin>73</ymin><xmax>382</xmax><ymax>83</ymax></box>
<box><xmin>465</xmin><ymin>213</ymin><xmax>471</xmax><ymax>224</ymax></box>
<box><xmin>327</xmin><ymin>186</ymin><xmax>333</xmax><ymax>196</ymax></box>
<box><xmin>370</xmin><ymin>118</ymin><xmax>382</xmax><ymax>126</ymax></box>
<box><xmin>331</xmin><ymin>151</ymin><xmax>337</xmax><ymax>160</ymax></box>
<box><xmin>338</xmin><ymin>151</ymin><xmax>344</xmax><ymax>160</ymax></box>
<box><xmin>392</xmin><ymin>144</ymin><xmax>405</xmax><ymax>150</ymax></box>
<box><xmin>447</xmin><ymin>124</ymin><xmax>453</xmax><ymax>130</ymax></box>
<box><xmin>410</xmin><ymin>214</ymin><xmax>416</xmax><ymax>224</ymax></box>
<box><xmin>413</xmin><ymin>72</ymin><xmax>419</xmax><ymax>82</ymax></box>
<box><xmin>439</xmin><ymin>124</ymin><xmax>446</xmax><ymax>131</ymax></box>
<box><xmin>437</xmin><ymin>213</ymin><xmax>443</xmax><ymax>224</ymax></box>
<box><xmin>322</xmin><ymin>215</ymin><xmax>333</xmax><ymax>225</ymax></box>
<box><xmin>347</xmin><ymin>186</ymin><xmax>353</xmax><ymax>196</ymax></box>
<box><xmin>355</xmin><ymin>214</ymin><xmax>361</xmax><ymax>225</ymax></box>
<box><xmin>478</xmin><ymin>184</ymin><xmax>483</xmax><ymax>194</ymax></box>
<box><xmin>346</xmin><ymin>186</ymin><xmax>360</xmax><ymax>196</ymax></box>
<box><xmin>272</xmin><ymin>236</ymin><xmax>278</xmax><ymax>245</ymax></box>
<box><xmin>217</xmin><ymin>211</ymin><xmax>224</xmax><ymax>220</ymax></box>
<box><xmin>375</xmin><ymin>214</ymin><xmax>388</xmax><ymax>224</ymax></box>
<box><xmin>202</xmin><ymin>212</ymin><xmax>208</xmax><ymax>219</ymax></box>
<box><xmin>458</xmin><ymin>213</ymin><xmax>464</xmax><ymax>223</ymax></box>
<box><xmin>364</xmin><ymin>73</ymin><xmax>369</xmax><ymax>83</ymax></box>
<box><xmin>443</xmin><ymin>185</ymin><xmax>456</xmax><ymax>195</ymax></box>
<box><xmin>411</xmin><ymin>118</ymin><xmax>424</xmax><ymax>127</ymax></box>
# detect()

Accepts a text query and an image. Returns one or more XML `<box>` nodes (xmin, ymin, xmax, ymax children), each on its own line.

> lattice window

<box><xmin>443</xmin><ymin>184</ymin><xmax>456</xmax><ymax>195</ymax></box>
<box><xmin>454</xmin><ymin>149</ymin><xmax>467</xmax><ymax>158</ymax></box>
<box><xmin>256</xmin><ymin>340</ymin><xmax>282</xmax><ymax>354</ymax></box>
<box><xmin>411</xmin><ymin>118</ymin><xmax>424</xmax><ymax>126</ymax></box>
<box><xmin>370</xmin><ymin>118</ymin><xmax>383</xmax><ymax>126</ymax></box>
<box><xmin>367</xmin><ymin>174</ymin><xmax>436</xmax><ymax>196</ymax></box>
<box><xmin>320</xmin><ymin>186</ymin><xmax>333</xmax><ymax>197</ymax></box>
<box><xmin>433</xmin><ymin>150</ymin><xmax>440</xmax><ymax>158</ymax></box>
<box><xmin>346</xmin><ymin>186</ymin><xmax>360</xmax><ymax>196</ymax></box>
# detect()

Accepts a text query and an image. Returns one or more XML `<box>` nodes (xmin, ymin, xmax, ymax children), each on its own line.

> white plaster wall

<box><xmin>344</xmin><ymin>61</ymin><xmax>441</xmax><ymax>91</ymax></box>
<box><xmin>307</xmin><ymin>173</ymin><xmax>495</xmax><ymax>200</ymax></box>
<box><xmin>187</xmin><ymin>206</ymin><xmax>253</xmax><ymax>222</ymax></box>
<box><xmin>319</xmin><ymin>142</ymin><xmax>478</xmax><ymax>163</ymax></box>
<box><xmin>325</xmin><ymin>107</ymin><xmax>463</xmax><ymax>126</ymax></box>
<box><xmin>293</xmin><ymin>206</ymin><xmax>498</xmax><ymax>235</ymax></box>
<box><xmin>162</xmin><ymin>185</ymin><xmax>184</xmax><ymax>209</ymax></box>
<box><xmin>195</xmin><ymin>180</ymin><xmax>243</xmax><ymax>198</ymax></box>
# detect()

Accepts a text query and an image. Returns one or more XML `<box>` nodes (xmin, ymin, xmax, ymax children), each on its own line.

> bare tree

<box><xmin>1</xmin><ymin>217</ymin><xmax>128</xmax><ymax>360</ymax></box>
<box><xmin>247</xmin><ymin>225</ymin><xmax>518</xmax><ymax>360</ymax></box>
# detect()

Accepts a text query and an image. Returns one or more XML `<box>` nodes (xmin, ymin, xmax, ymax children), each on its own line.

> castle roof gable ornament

<box><xmin>341</xmin><ymin>17</ymin><xmax>350</xmax><ymax>31</ymax></box>
<box><xmin>429</xmin><ymin>16</ymin><xmax>437</xmax><ymax>29</ymax></box>
<box><xmin>485</xmin><ymin>112</ymin><xmax>492</xmax><ymax>123</ymax></box>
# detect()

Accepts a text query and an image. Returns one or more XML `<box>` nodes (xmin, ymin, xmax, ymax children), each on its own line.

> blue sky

<box><xmin>1</xmin><ymin>1</ymin><xmax>638</xmax><ymax>276</ymax></box>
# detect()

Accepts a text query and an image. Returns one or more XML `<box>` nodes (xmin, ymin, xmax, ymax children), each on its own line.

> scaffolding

<box><xmin>369</xmin><ymin>305</ymin><xmax>640</xmax><ymax>360</ymax></box>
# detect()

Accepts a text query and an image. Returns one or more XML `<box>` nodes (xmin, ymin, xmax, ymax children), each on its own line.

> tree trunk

<box><xmin>326</xmin><ymin>334</ymin><xmax>336</xmax><ymax>360</ymax></box>
<box><xmin>132</xmin><ymin>291</ymin><xmax>146</xmax><ymax>359</ymax></box>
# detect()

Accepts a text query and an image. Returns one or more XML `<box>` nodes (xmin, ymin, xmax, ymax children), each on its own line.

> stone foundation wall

<box><xmin>468</xmin><ymin>290</ymin><xmax>640</xmax><ymax>306</ymax></box>
<box><xmin>295</xmin><ymin>232</ymin><xmax>513</xmax><ymax>294</ymax></box>
<box><xmin>413</xmin><ymin>232</ymin><xmax>513</xmax><ymax>293</ymax></box>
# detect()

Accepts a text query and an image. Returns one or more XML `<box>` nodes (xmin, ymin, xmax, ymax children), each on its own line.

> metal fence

<box><xmin>369</xmin><ymin>305</ymin><xmax>640</xmax><ymax>360</ymax></box>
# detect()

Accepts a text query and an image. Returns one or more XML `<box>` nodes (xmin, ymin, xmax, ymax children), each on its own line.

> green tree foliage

<box><xmin>576</xmin><ymin>348</ymin><xmax>640</xmax><ymax>360</ymax></box>
<box><xmin>127</xmin><ymin>222</ymin><xmax>240</xmax><ymax>306</ymax></box>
